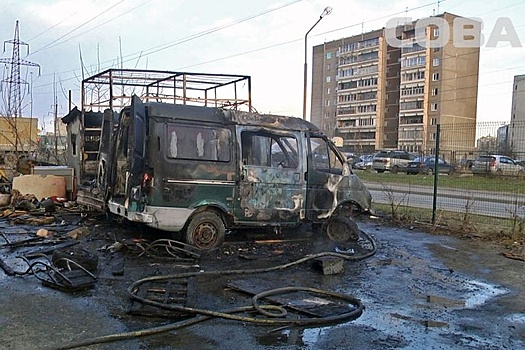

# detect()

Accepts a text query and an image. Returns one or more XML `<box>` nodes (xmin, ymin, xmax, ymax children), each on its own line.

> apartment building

<box><xmin>509</xmin><ymin>75</ymin><xmax>525</xmax><ymax>157</ymax></box>
<box><xmin>311</xmin><ymin>12</ymin><xmax>480</xmax><ymax>154</ymax></box>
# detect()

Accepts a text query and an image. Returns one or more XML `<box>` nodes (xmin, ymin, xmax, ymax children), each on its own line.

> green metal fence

<box><xmin>354</xmin><ymin>120</ymin><xmax>525</xmax><ymax>235</ymax></box>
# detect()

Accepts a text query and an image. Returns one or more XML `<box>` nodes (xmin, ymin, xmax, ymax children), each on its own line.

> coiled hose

<box><xmin>53</xmin><ymin>230</ymin><xmax>377</xmax><ymax>350</ymax></box>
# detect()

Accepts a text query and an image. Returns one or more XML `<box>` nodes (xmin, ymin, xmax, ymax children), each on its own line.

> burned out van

<box><xmin>70</xmin><ymin>69</ymin><xmax>371</xmax><ymax>251</ymax></box>
<box><xmin>92</xmin><ymin>95</ymin><xmax>372</xmax><ymax>250</ymax></box>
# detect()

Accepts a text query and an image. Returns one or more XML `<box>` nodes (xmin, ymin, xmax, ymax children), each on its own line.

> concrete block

<box><xmin>315</xmin><ymin>256</ymin><xmax>344</xmax><ymax>275</ymax></box>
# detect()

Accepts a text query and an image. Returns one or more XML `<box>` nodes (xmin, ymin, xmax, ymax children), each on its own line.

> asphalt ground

<box><xmin>0</xmin><ymin>213</ymin><xmax>524</xmax><ymax>350</ymax></box>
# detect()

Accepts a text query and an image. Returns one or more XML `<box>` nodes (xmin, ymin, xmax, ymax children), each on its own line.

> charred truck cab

<box><xmin>74</xmin><ymin>70</ymin><xmax>371</xmax><ymax>251</ymax></box>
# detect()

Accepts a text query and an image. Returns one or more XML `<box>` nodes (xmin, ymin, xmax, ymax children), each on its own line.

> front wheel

<box><xmin>323</xmin><ymin>217</ymin><xmax>360</xmax><ymax>242</ymax></box>
<box><xmin>185</xmin><ymin>211</ymin><xmax>225</xmax><ymax>251</ymax></box>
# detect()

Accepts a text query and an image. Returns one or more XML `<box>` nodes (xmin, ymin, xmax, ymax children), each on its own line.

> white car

<box><xmin>352</xmin><ymin>154</ymin><xmax>373</xmax><ymax>170</ymax></box>
<box><xmin>471</xmin><ymin>155</ymin><xmax>525</xmax><ymax>176</ymax></box>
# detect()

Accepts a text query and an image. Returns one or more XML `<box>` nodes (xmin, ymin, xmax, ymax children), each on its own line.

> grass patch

<box><xmin>355</xmin><ymin>170</ymin><xmax>525</xmax><ymax>194</ymax></box>
<box><xmin>371</xmin><ymin>202</ymin><xmax>525</xmax><ymax>245</ymax></box>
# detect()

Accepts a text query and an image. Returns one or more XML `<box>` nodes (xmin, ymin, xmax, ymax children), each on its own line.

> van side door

<box><xmin>234</xmin><ymin>129</ymin><xmax>306</xmax><ymax>225</ymax></box>
<box><xmin>125</xmin><ymin>95</ymin><xmax>147</xmax><ymax>210</ymax></box>
<box><xmin>306</xmin><ymin>134</ymin><xmax>346</xmax><ymax>221</ymax></box>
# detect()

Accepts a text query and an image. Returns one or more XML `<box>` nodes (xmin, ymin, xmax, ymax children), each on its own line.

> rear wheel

<box><xmin>185</xmin><ymin>211</ymin><xmax>225</xmax><ymax>251</ymax></box>
<box><xmin>391</xmin><ymin>166</ymin><xmax>399</xmax><ymax>174</ymax></box>
<box><xmin>426</xmin><ymin>168</ymin><xmax>433</xmax><ymax>176</ymax></box>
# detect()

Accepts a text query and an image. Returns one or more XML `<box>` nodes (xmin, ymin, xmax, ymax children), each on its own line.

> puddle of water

<box><xmin>256</xmin><ymin>328</ymin><xmax>317</xmax><ymax>347</ymax></box>
<box><xmin>506</xmin><ymin>313</ymin><xmax>525</xmax><ymax>323</ymax></box>
<box><xmin>464</xmin><ymin>280</ymin><xmax>508</xmax><ymax>308</ymax></box>
<box><xmin>414</xmin><ymin>280</ymin><xmax>508</xmax><ymax>310</ymax></box>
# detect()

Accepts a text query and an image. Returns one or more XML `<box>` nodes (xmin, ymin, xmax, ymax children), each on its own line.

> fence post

<box><xmin>432</xmin><ymin>124</ymin><xmax>441</xmax><ymax>224</ymax></box>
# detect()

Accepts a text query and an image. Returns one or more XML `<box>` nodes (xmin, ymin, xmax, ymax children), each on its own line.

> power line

<box><xmin>32</xmin><ymin>0</ymin><xmax>155</xmax><ymax>54</ymax></box>
<box><xmin>32</xmin><ymin>0</ymin><xmax>304</xmax><ymax>83</ymax></box>
<box><xmin>30</xmin><ymin>0</ymin><xmax>128</xmax><ymax>55</ymax></box>
<box><xmin>0</xmin><ymin>21</ymin><xmax>40</xmax><ymax>118</ymax></box>
<box><xmin>29</xmin><ymin>0</ymin><xmax>525</xmax><ymax>104</ymax></box>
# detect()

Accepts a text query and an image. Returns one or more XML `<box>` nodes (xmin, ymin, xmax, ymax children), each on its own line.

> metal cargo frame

<box><xmin>81</xmin><ymin>69</ymin><xmax>252</xmax><ymax>113</ymax></box>
<box><xmin>73</xmin><ymin>69</ymin><xmax>252</xmax><ymax>186</ymax></box>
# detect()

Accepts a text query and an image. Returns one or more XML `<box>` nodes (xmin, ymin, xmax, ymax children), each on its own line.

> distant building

<box><xmin>496</xmin><ymin>124</ymin><xmax>510</xmax><ymax>155</ymax></box>
<box><xmin>311</xmin><ymin>12</ymin><xmax>480</xmax><ymax>155</ymax></box>
<box><xmin>508</xmin><ymin>75</ymin><xmax>525</xmax><ymax>158</ymax></box>
<box><xmin>477</xmin><ymin>135</ymin><xmax>497</xmax><ymax>153</ymax></box>
<box><xmin>0</xmin><ymin>116</ymin><xmax>39</xmax><ymax>153</ymax></box>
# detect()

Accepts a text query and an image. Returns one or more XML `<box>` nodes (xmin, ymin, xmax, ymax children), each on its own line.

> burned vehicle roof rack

<box><xmin>63</xmin><ymin>69</ymin><xmax>253</xmax><ymax>184</ymax></box>
<box><xmin>81</xmin><ymin>68</ymin><xmax>253</xmax><ymax>113</ymax></box>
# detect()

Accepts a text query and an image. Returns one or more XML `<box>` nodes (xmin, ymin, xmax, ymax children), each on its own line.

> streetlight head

<box><xmin>321</xmin><ymin>6</ymin><xmax>333</xmax><ymax>18</ymax></box>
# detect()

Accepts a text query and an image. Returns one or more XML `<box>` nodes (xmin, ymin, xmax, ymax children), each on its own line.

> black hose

<box><xmin>51</xmin><ymin>230</ymin><xmax>377</xmax><ymax>350</ymax></box>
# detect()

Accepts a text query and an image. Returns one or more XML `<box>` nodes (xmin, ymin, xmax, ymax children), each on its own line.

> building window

<box><xmin>431</xmin><ymin>118</ymin><xmax>437</xmax><ymax>125</ymax></box>
<box><xmin>433</xmin><ymin>28</ymin><xmax>440</xmax><ymax>37</ymax></box>
<box><xmin>432</xmin><ymin>88</ymin><xmax>439</xmax><ymax>96</ymax></box>
<box><xmin>327</xmin><ymin>52</ymin><xmax>333</xmax><ymax>59</ymax></box>
<box><xmin>327</xmin><ymin>63</ymin><xmax>331</xmax><ymax>71</ymax></box>
<box><xmin>431</xmin><ymin>103</ymin><xmax>438</xmax><ymax>111</ymax></box>
<box><xmin>326</xmin><ymin>76</ymin><xmax>331</xmax><ymax>83</ymax></box>
<box><xmin>401</xmin><ymin>86</ymin><xmax>425</xmax><ymax>96</ymax></box>
<box><xmin>401</xmin><ymin>56</ymin><xmax>426</xmax><ymax>68</ymax></box>
<box><xmin>433</xmin><ymin>58</ymin><xmax>440</xmax><ymax>66</ymax></box>
<box><xmin>326</xmin><ymin>88</ymin><xmax>330</xmax><ymax>95</ymax></box>
<box><xmin>432</xmin><ymin>73</ymin><xmax>440</xmax><ymax>81</ymax></box>
<box><xmin>325</xmin><ymin>99</ymin><xmax>330</xmax><ymax>106</ymax></box>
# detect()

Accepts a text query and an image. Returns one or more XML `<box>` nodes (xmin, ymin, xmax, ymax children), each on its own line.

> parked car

<box><xmin>406</xmin><ymin>156</ymin><xmax>453</xmax><ymax>175</ymax></box>
<box><xmin>352</xmin><ymin>154</ymin><xmax>373</xmax><ymax>170</ymax></box>
<box><xmin>516</xmin><ymin>160</ymin><xmax>525</xmax><ymax>168</ymax></box>
<box><xmin>471</xmin><ymin>155</ymin><xmax>525</xmax><ymax>177</ymax></box>
<box><xmin>372</xmin><ymin>150</ymin><xmax>417</xmax><ymax>173</ymax></box>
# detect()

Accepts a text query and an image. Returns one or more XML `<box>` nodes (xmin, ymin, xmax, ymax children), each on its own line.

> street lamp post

<box><xmin>303</xmin><ymin>6</ymin><xmax>332</xmax><ymax>120</ymax></box>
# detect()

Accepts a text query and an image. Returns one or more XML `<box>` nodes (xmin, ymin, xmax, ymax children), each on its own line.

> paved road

<box><xmin>363</xmin><ymin>180</ymin><xmax>525</xmax><ymax>219</ymax></box>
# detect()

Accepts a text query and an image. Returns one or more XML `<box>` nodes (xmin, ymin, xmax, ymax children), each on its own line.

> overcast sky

<box><xmin>1</xmin><ymin>0</ymin><xmax>524</xmax><ymax>132</ymax></box>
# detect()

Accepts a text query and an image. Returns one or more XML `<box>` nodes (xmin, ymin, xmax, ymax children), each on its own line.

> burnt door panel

<box><xmin>306</xmin><ymin>135</ymin><xmax>345</xmax><ymax>221</ymax></box>
<box><xmin>126</xmin><ymin>95</ymin><xmax>147</xmax><ymax>208</ymax></box>
<box><xmin>235</xmin><ymin>130</ymin><xmax>306</xmax><ymax>225</ymax></box>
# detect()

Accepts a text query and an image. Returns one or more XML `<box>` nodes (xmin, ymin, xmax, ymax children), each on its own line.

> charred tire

<box><xmin>323</xmin><ymin>216</ymin><xmax>360</xmax><ymax>242</ymax></box>
<box><xmin>185</xmin><ymin>211</ymin><xmax>225</xmax><ymax>251</ymax></box>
